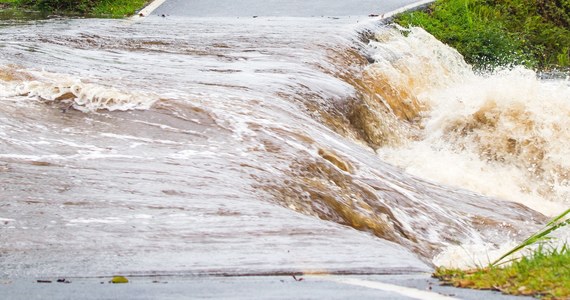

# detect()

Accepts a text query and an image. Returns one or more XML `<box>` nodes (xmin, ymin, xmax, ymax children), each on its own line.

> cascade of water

<box><xmin>0</xmin><ymin>16</ymin><xmax>563</xmax><ymax>275</ymax></box>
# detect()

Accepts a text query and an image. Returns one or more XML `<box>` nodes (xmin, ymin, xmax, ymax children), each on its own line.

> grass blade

<box><xmin>491</xmin><ymin>208</ymin><xmax>570</xmax><ymax>266</ymax></box>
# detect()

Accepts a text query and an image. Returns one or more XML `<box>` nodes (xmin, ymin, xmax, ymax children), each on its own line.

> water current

<box><xmin>0</xmin><ymin>14</ymin><xmax>568</xmax><ymax>277</ymax></box>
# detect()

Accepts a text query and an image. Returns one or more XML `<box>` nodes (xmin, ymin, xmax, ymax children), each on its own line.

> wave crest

<box><xmin>1</xmin><ymin>66</ymin><xmax>157</xmax><ymax>112</ymax></box>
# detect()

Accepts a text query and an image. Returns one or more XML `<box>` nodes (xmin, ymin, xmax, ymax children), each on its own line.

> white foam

<box><xmin>1</xmin><ymin>67</ymin><xmax>157</xmax><ymax>112</ymax></box>
<box><xmin>68</xmin><ymin>218</ymin><xmax>127</xmax><ymax>224</ymax></box>
<box><xmin>369</xmin><ymin>27</ymin><xmax>570</xmax><ymax>216</ymax></box>
<box><xmin>100</xmin><ymin>133</ymin><xmax>181</xmax><ymax>145</ymax></box>
<box><xmin>433</xmin><ymin>242</ymin><xmax>518</xmax><ymax>268</ymax></box>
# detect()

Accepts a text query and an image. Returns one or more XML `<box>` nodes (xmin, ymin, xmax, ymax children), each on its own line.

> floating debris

<box><xmin>37</xmin><ymin>280</ymin><xmax>52</xmax><ymax>283</ymax></box>
<box><xmin>110</xmin><ymin>276</ymin><xmax>129</xmax><ymax>284</ymax></box>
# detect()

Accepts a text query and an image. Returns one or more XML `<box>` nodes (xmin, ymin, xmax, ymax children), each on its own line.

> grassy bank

<box><xmin>435</xmin><ymin>246</ymin><xmax>570</xmax><ymax>299</ymax></box>
<box><xmin>0</xmin><ymin>0</ymin><xmax>18</xmax><ymax>10</ymax></box>
<box><xmin>0</xmin><ymin>0</ymin><xmax>149</xmax><ymax>18</ymax></box>
<box><xmin>396</xmin><ymin>0</ymin><xmax>570</xmax><ymax>70</ymax></box>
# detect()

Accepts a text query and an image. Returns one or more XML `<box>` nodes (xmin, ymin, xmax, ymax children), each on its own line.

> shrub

<box><xmin>18</xmin><ymin>0</ymin><xmax>98</xmax><ymax>13</ymax></box>
<box><xmin>14</xmin><ymin>0</ymin><xmax>147</xmax><ymax>16</ymax></box>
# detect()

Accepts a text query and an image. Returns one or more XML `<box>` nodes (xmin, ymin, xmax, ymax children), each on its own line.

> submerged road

<box><xmin>138</xmin><ymin>1</ymin><xmax>527</xmax><ymax>299</ymax></box>
<box><xmin>153</xmin><ymin>0</ymin><xmax>428</xmax><ymax>17</ymax></box>
<box><xmin>0</xmin><ymin>0</ymin><xmax>534</xmax><ymax>299</ymax></box>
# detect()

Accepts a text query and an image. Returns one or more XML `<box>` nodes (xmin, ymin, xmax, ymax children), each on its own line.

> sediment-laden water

<box><xmin>0</xmin><ymin>15</ymin><xmax>567</xmax><ymax>277</ymax></box>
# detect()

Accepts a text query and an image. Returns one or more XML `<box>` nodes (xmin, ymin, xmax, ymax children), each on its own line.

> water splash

<box><xmin>365</xmin><ymin>27</ymin><xmax>570</xmax><ymax>217</ymax></box>
<box><xmin>0</xmin><ymin>65</ymin><xmax>157</xmax><ymax>112</ymax></box>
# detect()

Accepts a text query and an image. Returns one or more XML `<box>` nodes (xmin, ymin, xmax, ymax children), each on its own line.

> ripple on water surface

<box><xmin>0</xmin><ymin>16</ymin><xmax>556</xmax><ymax>276</ymax></box>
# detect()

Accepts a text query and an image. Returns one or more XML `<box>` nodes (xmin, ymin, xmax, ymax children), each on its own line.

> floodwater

<box><xmin>0</xmin><ymin>12</ymin><xmax>567</xmax><ymax>277</ymax></box>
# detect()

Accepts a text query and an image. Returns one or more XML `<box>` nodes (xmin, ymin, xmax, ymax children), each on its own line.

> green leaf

<box><xmin>110</xmin><ymin>276</ymin><xmax>129</xmax><ymax>284</ymax></box>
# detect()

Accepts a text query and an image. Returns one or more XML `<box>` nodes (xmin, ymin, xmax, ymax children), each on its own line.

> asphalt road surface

<box><xmin>1</xmin><ymin>274</ymin><xmax>531</xmax><ymax>300</ymax></box>
<box><xmin>153</xmin><ymin>0</ymin><xmax>426</xmax><ymax>17</ymax></box>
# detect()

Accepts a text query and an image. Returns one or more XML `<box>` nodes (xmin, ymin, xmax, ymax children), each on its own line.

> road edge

<box><xmin>130</xmin><ymin>0</ymin><xmax>166</xmax><ymax>20</ymax></box>
<box><xmin>381</xmin><ymin>0</ymin><xmax>434</xmax><ymax>20</ymax></box>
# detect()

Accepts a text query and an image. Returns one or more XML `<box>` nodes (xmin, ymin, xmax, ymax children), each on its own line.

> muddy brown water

<box><xmin>1</xmin><ymin>15</ymin><xmax>562</xmax><ymax>277</ymax></box>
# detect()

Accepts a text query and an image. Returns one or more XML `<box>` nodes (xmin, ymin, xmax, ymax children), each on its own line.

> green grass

<box><xmin>3</xmin><ymin>0</ymin><xmax>149</xmax><ymax>17</ymax></box>
<box><xmin>396</xmin><ymin>0</ymin><xmax>570</xmax><ymax>70</ymax></box>
<box><xmin>435</xmin><ymin>246</ymin><xmax>570</xmax><ymax>299</ymax></box>
<box><xmin>92</xmin><ymin>0</ymin><xmax>148</xmax><ymax>18</ymax></box>
<box><xmin>0</xmin><ymin>0</ymin><xmax>40</xmax><ymax>19</ymax></box>
<box><xmin>0</xmin><ymin>0</ymin><xmax>18</xmax><ymax>9</ymax></box>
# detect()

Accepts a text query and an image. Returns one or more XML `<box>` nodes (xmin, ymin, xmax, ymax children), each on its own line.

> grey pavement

<box><xmin>0</xmin><ymin>275</ymin><xmax>531</xmax><ymax>300</ymax></box>
<box><xmin>153</xmin><ymin>0</ymin><xmax>424</xmax><ymax>17</ymax></box>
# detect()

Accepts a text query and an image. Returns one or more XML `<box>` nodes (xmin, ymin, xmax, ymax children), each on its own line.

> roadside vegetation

<box><xmin>396</xmin><ymin>0</ymin><xmax>570</xmax><ymax>70</ymax></box>
<box><xmin>435</xmin><ymin>247</ymin><xmax>570</xmax><ymax>299</ymax></box>
<box><xmin>434</xmin><ymin>209</ymin><xmax>570</xmax><ymax>299</ymax></box>
<box><xmin>0</xmin><ymin>0</ymin><xmax>149</xmax><ymax>17</ymax></box>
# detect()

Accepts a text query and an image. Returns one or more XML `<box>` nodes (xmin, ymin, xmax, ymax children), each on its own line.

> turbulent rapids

<box><xmin>0</xmin><ymin>15</ymin><xmax>568</xmax><ymax>277</ymax></box>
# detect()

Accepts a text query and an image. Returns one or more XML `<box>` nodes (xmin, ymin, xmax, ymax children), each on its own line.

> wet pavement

<box><xmin>1</xmin><ymin>274</ymin><xmax>531</xmax><ymax>300</ymax></box>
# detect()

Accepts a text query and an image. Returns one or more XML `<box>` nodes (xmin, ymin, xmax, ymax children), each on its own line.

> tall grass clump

<box><xmin>18</xmin><ymin>0</ymin><xmax>97</xmax><ymax>14</ymax></box>
<box><xmin>435</xmin><ymin>209</ymin><xmax>570</xmax><ymax>299</ymax></box>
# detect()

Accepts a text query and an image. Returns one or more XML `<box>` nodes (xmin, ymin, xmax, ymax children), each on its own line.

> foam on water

<box><xmin>368</xmin><ymin>27</ymin><xmax>570</xmax><ymax>217</ymax></box>
<box><xmin>0</xmin><ymin>66</ymin><xmax>157</xmax><ymax>112</ymax></box>
<box><xmin>432</xmin><ymin>242</ymin><xmax>519</xmax><ymax>269</ymax></box>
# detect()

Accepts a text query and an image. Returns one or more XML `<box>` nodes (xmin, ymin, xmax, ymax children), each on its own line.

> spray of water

<box><xmin>365</xmin><ymin>27</ymin><xmax>570</xmax><ymax>217</ymax></box>
<box><xmin>348</xmin><ymin>26</ymin><xmax>570</xmax><ymax>267</ymax></box>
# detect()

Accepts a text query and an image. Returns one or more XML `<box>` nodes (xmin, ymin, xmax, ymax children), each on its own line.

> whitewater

<box><xmin>0</xmin><ymin>12</ymin><xmax>568</xmax><ymax>277</ymax></box>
